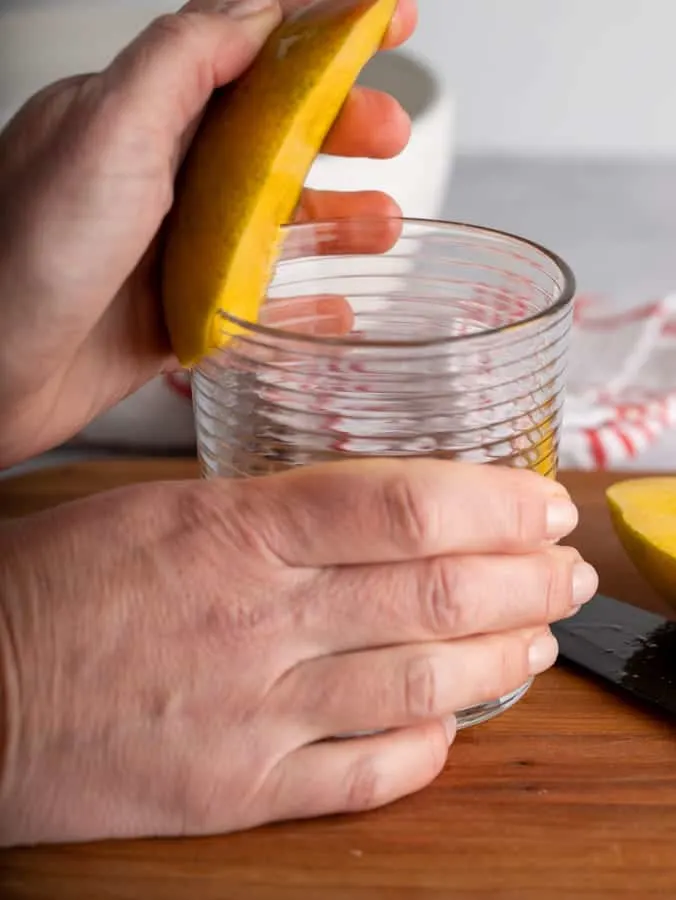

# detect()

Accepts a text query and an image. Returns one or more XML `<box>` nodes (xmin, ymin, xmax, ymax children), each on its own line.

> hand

<box><xmin>0</xmin><ymin>0</ymin><xmax>417</xmax><ymax>469</ymax></box>
<box><xmin>0</xmin><ymin>460</ymin><xmax>596</xmax><ymax>846</ymax></box>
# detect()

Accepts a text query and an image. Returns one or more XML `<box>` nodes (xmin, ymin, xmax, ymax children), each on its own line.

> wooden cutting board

<box><xmin>0</xmin><ymin>460</ymin><xmax>674</xmax><ymax>899</ymax></box>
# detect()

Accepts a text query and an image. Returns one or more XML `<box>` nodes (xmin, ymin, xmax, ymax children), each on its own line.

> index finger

<box><xmin>382</xmin><ymin>0</ymin><xmax>418</xmax><ymax>49</ymax></box>
<box><xmin>238</xmin><ymin>459</ymin><xmax>579</xmax><ymax>568</ymax></box>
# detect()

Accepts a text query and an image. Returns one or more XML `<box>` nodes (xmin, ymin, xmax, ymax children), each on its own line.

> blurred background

<box><xmin>1</xmin><ymin>0</ymin><xmax>675</xmax><ymax>471</ymax></box>
<box><xmin>407</xmin><ymin>0</ymin><xmax>676</xmax><ymax>307</ymax></box>
<box><xmin>415</xmin><ymin>0</ymin><xmax>676</xmax><ymax>158</ymax></box>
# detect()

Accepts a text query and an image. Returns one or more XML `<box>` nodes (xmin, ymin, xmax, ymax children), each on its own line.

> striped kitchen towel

<box><xmin>560</xmin><ymin>294</ymin><xmax>676</xmax><ymax>470</ymax></box>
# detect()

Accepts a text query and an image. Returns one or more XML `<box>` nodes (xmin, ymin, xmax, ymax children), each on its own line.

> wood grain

<box><xmin>0</xmin><ymin>459</ymin><xmax>675</xmax><ymax>899</ymax></box>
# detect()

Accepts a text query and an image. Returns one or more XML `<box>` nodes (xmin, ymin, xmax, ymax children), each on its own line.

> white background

<box><xmin>408</xmin><ymin>0</ymin><xmax>676</xmax><ymax>156</ymax></box>
<box><xmin>3</xmin><ymin>0</ymin><xmax>676</xmax><ymax>156</ymax></box>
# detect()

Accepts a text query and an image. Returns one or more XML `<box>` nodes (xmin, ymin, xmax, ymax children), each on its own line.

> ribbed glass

<box><xmin>193</xmin><ymin>218</ymin><xmax>576</xmax><ymax>728</ymax></box>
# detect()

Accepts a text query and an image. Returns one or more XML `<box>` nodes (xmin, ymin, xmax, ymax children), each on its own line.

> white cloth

<box><xmin>560</xmin><ymin>294</ymin><xmax>676</xmax><ymax>470</ymax></box>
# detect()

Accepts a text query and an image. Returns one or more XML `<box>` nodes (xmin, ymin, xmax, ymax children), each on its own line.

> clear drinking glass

<box><xmin>192</xmin><ymin>218</ymin><xmax>576</xmax><ymax>729</ymax></box>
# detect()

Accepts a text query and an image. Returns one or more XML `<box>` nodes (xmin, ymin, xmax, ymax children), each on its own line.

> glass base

<box><xmin>337</xmin><ymin>679</ymin><xmax>533</xmax><ymax>742</ymax></box>
<box><xmin>455</xmin><ymin>678</ymin><xmax>533</xmax><ymax>730</ymax></box>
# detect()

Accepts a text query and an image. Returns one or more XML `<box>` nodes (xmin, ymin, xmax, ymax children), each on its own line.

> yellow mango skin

<box><xmin>606</xmin><ymin>478</ymin><xmax>676</xmax><ymax>610</ymax></box>
<box><xmin>162</xmin><ymin>0</ymin><xmax>398</xmax><ymax>367</ymax></box>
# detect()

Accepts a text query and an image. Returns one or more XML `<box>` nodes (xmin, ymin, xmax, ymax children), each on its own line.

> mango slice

<box><xmin>528</xmin><ymin>418</ymin><xmax>557</xmax><ymax>479</ymax></box>
<box><xmin>606</xmin><ymin>478</ymin><xmax>676</xmax><ymax>609</ymax></box>
<box><xmin>161</xmin><ymin>0</ymin><xmax>398</xmax><ymax>366</ymax></box>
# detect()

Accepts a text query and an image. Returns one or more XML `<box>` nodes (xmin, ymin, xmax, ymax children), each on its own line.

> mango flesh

<box><xmin>606</xmin><ymin>477</ymin><xmax>676</xmax><ymax>610</ymax></box>
<box><xmin>528</xmin><ymin>419</ymin><xmax>557</xmax><ymax>479</ymax></box>
<box><xmin>161</xmin><ymin>0</ymin><xmax>398</xmax><ymax>367</ymax></box>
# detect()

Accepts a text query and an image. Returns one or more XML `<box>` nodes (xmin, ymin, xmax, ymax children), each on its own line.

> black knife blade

<box><xmin>551</xmin><ymin>593</ymin><xmax>676</xmax><ymax>719</ymax></box>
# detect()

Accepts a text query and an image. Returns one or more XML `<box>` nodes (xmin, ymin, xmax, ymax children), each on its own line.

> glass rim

<box><xmin>215</xmin><ymin>217</ymin><xmax>577</xmax><ymax>352</ymax></box>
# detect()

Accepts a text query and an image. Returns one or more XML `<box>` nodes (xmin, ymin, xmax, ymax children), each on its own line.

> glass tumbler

<box><xmin>193</xmin><ymin>218</ymin><xmax>576</xmax><ymax>729</ymax></box>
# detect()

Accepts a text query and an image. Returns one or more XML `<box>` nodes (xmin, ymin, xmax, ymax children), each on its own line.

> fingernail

<box><xmin>546</xmin><ymin>498</ymin><xmax>579</xmax><ymax>541</ymax></box>
<box><xmin>528</xmin><ymin>631</ymin><xmax>559</xmax><ymax>675</ymax></box>
<box><xmin>572</xmin><ymin>561</ymin><xmax>599</xmax><ymax>606</ymax></box>
<box><xmin>444</xmin><ymin>717</ymin><xmax>457</xmax><ymax>746</ymax></box>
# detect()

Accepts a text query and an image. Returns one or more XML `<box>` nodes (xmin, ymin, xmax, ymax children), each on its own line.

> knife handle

<box><xmin>551</xmin><ymin>594</ymin><xmax>676</xmax><ymax>718</ymax></box>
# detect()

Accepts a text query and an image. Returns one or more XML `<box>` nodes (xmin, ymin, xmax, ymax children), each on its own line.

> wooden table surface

<box><xmin>0</xmin><ymin>460</ymin><xmax>675</xmax><ymax>899</ymax></box>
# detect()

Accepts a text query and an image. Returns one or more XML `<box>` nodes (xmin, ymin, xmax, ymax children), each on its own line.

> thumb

<box><xmin>0</xmin><ymin>0</ymin><xmax>282</xmax><ymax>391</ymax></box>
<box><xmin>104</xmin><ymin>0</ymin><xmax>282</xmax><ymax>142</ymax></box>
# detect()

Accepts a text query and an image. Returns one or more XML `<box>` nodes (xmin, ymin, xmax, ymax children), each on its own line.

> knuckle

<box><xmin>514</xmin><ymin>493</ymin><xmax>537</xmax><ymax>545</ymax></box>
<box><xmin>402</xmin><ymin>654</ymin><xmax>441</xmax><ymax>720</ymax></box>
<box><xmin>343</xmin><ymin>754</ymin><xmax>384</xmax><ymax>813</ymax></box>
<box><xmin>382</xmin><ymin>475</ymin><xmax>437</xmax><ymax>553</ymax></box>
<box><xmin>420</xmin><ymin>558</ymin><xmax>463</xmax><ymax>636</ymax></box>
<box><xmin>494</xmin><ymin>644</ymin><xmax>521</xmax><ymax>697</ymax></box>
<box><xmin>511</xmin><ymin>631</ymin><xmax>536</xmax><ymax>686</ymax></box>
<box><xmin>541</xmin><ymin>548</ymin><xmax>577</xmax><ymax>619</ymax></box>
<box><xmin>425</xmin><ymin>725</ymin><xmax>453</xmax><ymax>774</ymax></box>
<box><xmin>241</xmin><ymin>480</ymin><xmax>307</xmax><ymax>566</ymax></box>
<box><xmin>177</xmin><ymin>481</ymin><xmax>273</xmax><ymax>559</ymax></box>
<box><xmin>482</xmin><ymin>635</ymin><xmax>528</xmax><ymax>700</ymax></box>
<box><xmin>503</xmin><ymin>491</ymin><xmax>540</xmax><ymax>548</ymax></box>
<box><xmin>26</xmin><ymin>76</ymin><xmax>85</xmax><ymax>114</ymax></box>
<box><xmin>148</xmin><ymin>12</ymin><xmax>198</xmax><ymax>47</ymax></box>
<box><xmin>176</xmin><ymin>481</ymin><xmax>226</xmax><ymax>534</ymax></box>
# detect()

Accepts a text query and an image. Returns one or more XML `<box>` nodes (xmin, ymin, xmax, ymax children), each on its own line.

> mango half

<box><xmin>161</xmin><ymin>0</ymin><xmax>398</xmax><ymax>366</ymax></box>
<box><xmin>606</xmin><ymin>477</ymin><xmax>676</xmax><ymax>610</ymax></box>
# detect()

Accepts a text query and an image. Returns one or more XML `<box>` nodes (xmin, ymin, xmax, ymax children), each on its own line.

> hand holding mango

<box><xmin>0</xmin><ymin>0</ymin><xmax>415</xmax><ymax>468</ymax></box>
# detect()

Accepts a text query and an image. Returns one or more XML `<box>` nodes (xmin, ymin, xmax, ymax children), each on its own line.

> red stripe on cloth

<box><xmin>611</xmin><ymin>423</ymin><xmax>636</xmax><ymax>457</ymax></box>
<box><xmin>572</xmin><ymin>294</ymin><xmax>601</xmax><ymax>323</ymax></box>
<box><xmin>575</xmin><ymin>300</ymin><xmax>662</xmax><ymax>330</ymax></box>
<box><xmin>584</xmin><ymin>428</ymin><xmax>608</xmax><ymax>469</ymax></box>
<box><xmin>165</xmin><ymin>372</ymin><xmax>192</xmax><ymax>401</ymax></box>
